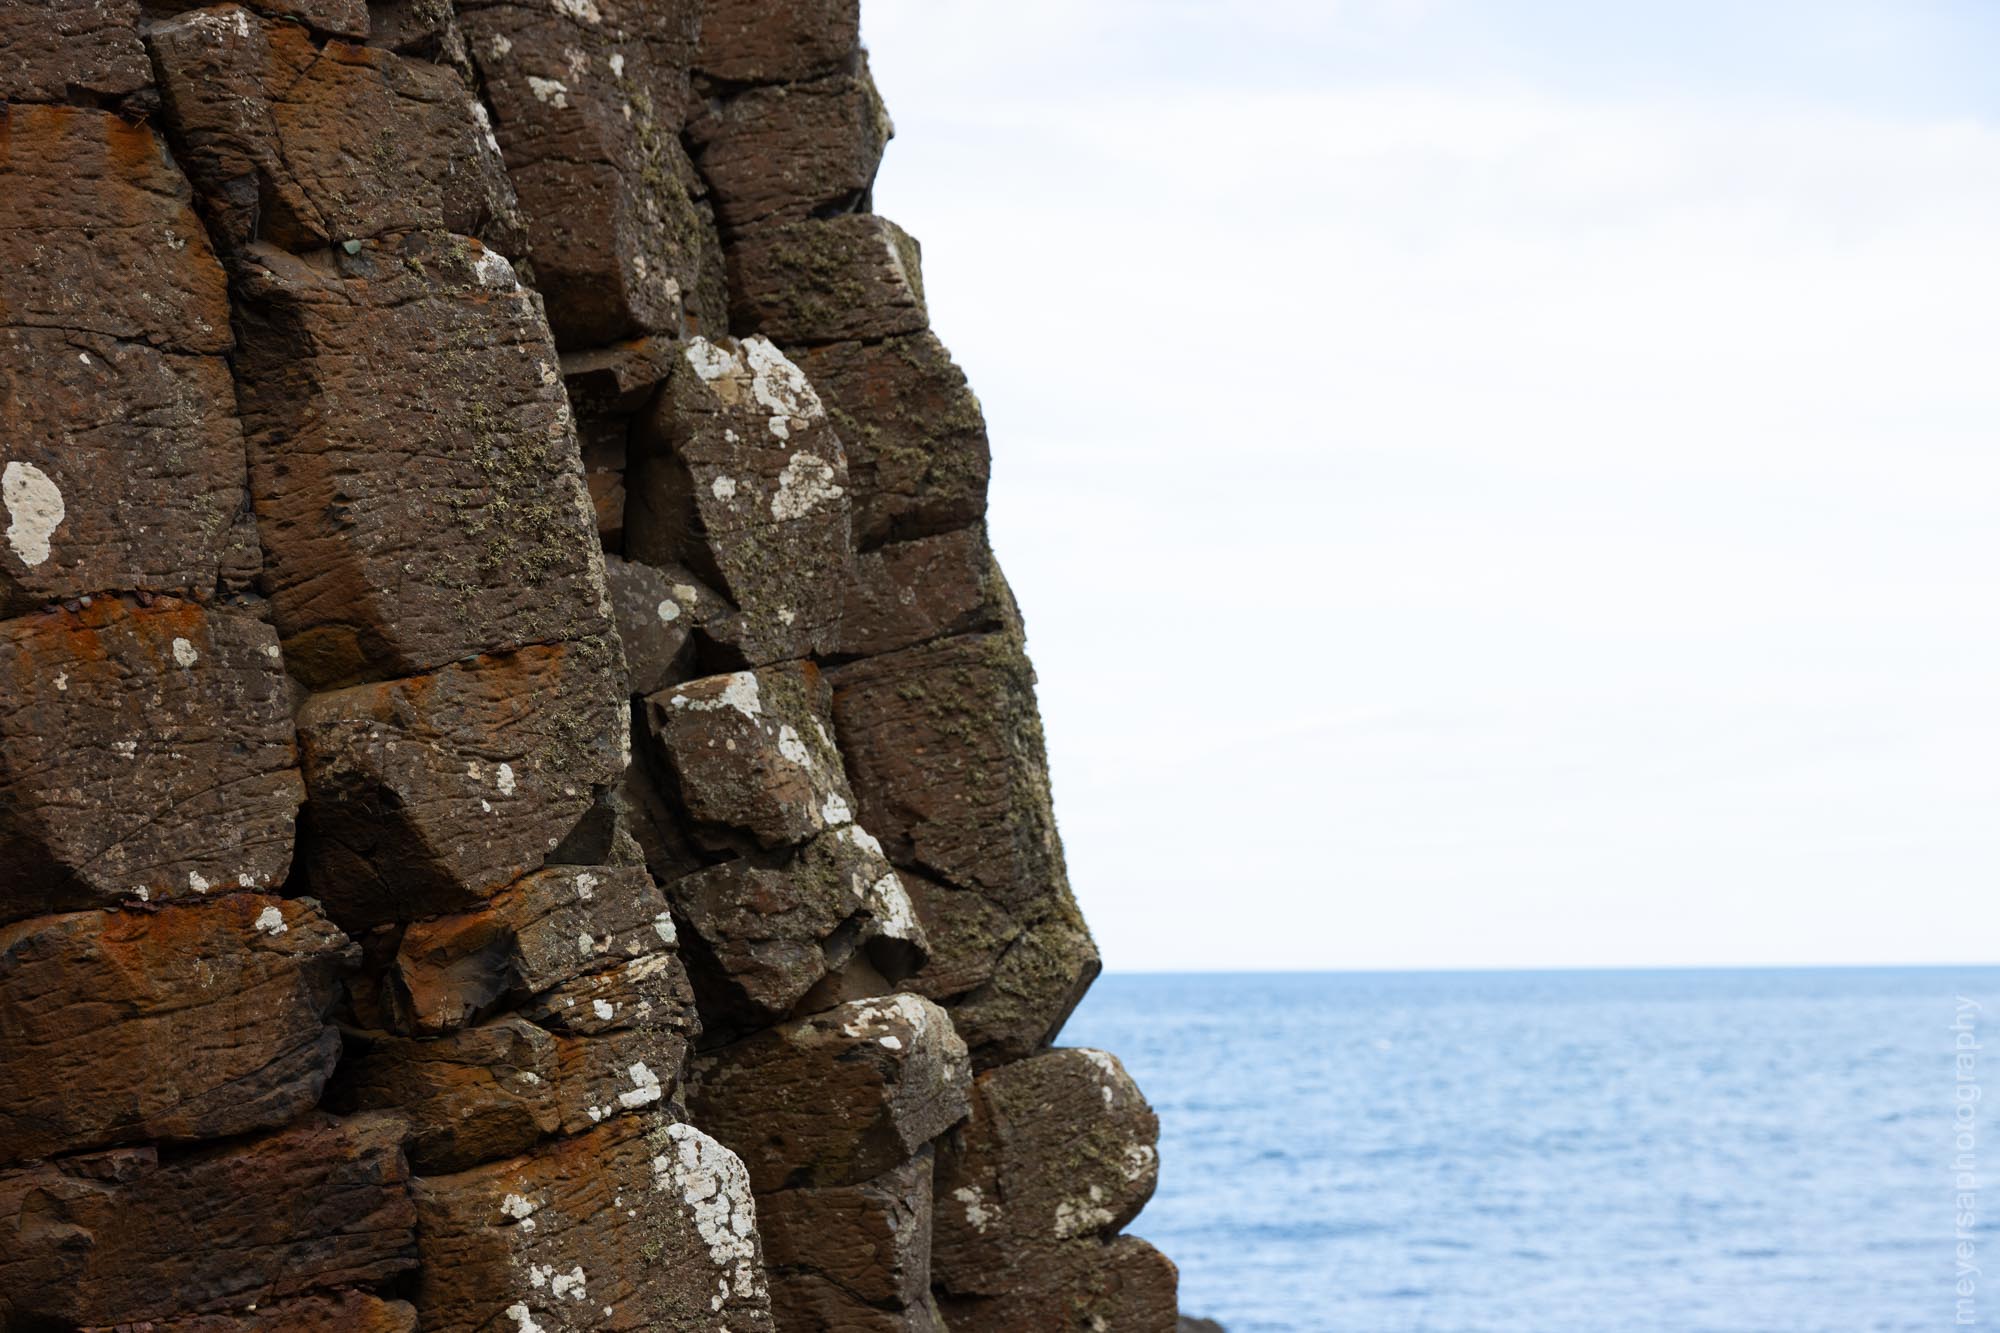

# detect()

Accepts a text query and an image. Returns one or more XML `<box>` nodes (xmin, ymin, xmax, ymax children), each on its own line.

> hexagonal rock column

<box><xmin>455</xmin><ymin>0</ymin><xmax>727</xmax><ymax>347</ymax></box>
<box><xmin>690</xmin><ymin>994</ymin><xmax>970</xmax><ymax>1331</ymax></box>
<box><xmin>0</xmin><ymin>106</ymin><xmax>250</xmax><ymax>616</ymax></box>
<box><xmin>0</xmin><ymin>895</ymin><xmax>351</xmax><ymax>1165</ymax></box>
<box><xmin>229</xmin><ymin>234</ymin><xmax>612</xmax><ymax>689</ymax></box>
<box><xmin>0</xmin><ymin>1113</ymin><xmax>420</xmax><ymax>1329</ymax></box>
<box><xmin>410</xmin><ymin>1116</ymin><xmax>776</xmax><ymax>1332</ymax></box>
<box><xmin>627</xmin><ymin>334</ymin><xmax>853</xmax><ymax>667</ymax></box>
<box><xmin>295</xmin><ymin>638</ymin><xmax>628</xmax><ymax>926</ymax></box>
<box><xmin>0</xmin><ymin>597</ymin><xmax>302</xmax><ymax>922</ymax></box>
<box><xmin>828</xmin><ymin>630</ymin><xmax>1101</xmax><ymax>1069</ymax></box>
<box><xmin>931</xmin><ymin>1049</ymin><xmax>1179</xmax><ymax>1331</ymax></box>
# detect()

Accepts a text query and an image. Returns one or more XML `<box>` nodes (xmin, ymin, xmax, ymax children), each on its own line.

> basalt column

<box><xmin>0</xmin><ymin>0</ymin><xmax>1179</xmax><ymax>1329</ymax></box>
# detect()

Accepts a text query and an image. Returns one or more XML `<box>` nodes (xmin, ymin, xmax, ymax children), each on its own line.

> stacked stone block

<box><xmin>0</xmin><ymin>0</ymin><xmax>1178</xmax><ymax>1327</ymax></box>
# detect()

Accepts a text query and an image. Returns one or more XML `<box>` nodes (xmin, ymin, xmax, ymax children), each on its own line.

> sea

<box><xmin>1058</xmin><ymin>967</ymin><xmax>2000</xmax><ymax>1333</ymax></box>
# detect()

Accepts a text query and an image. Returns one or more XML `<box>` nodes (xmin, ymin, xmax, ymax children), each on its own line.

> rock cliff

<box><xmin>0</xmin><ymin>0</ymin><xmax>1180</xmax><ymax>1328</ymax></box>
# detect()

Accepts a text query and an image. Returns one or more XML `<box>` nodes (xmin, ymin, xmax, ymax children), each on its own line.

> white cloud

<box><xmin>863</xmin><ymin>8</ymin><xmax>2000</xmax><ymax>970</ymax></box>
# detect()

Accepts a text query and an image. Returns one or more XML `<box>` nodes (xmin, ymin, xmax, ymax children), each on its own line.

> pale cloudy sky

<box><xmin>857</xmin><ymin>1</ymin><xmax>2000</xmax><ymax>971</ymax></box>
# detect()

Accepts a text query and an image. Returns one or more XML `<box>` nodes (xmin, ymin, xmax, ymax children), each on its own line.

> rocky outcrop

<box><xmin>0</xmin><ymin>0</ymin><xmax>1179</xmax><ymax>1327</ymax></box>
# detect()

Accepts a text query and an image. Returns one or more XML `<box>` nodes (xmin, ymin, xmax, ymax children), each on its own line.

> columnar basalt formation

<box><xmin>0</xmin><ymin>0</ymin><xmax>1180</xmax><ymax>1328</ymax></box>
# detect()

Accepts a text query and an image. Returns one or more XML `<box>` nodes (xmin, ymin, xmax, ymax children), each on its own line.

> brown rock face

<box><xmin>797</xmin><ymin>330</ymin><xmax>992</xmax><ymax>550</ymax></box>
<box><xmin>0</xmin><ymin>0</ymin><xmax>1182</xmax><ymax>1322</ymax></box>
<box><xmin>759</xmin><ymin>1149</ymin><xmax>944</xmax><ymax>1331</ymax></box>
<box><xmin>0</xmin><ymin>0</ymin><xmax>150</xmax><ymax>106</ymax></box>
<box><xmin>0</xmin><ymin>896</ymin><xmax>349</xmax><ymax>1165</ymax></box>
<box><xmin>149</xmin><ymin>5</ymin><xmax>520</xmax><ymax>252</ymax></box>
<box><xmin>690</xmin><ymin>63</ymin><xmax>891</xmax><ymax>230</ymax></box>
<box><xmin>457</xmin><ymin>0</ymin><xmax>724</xmax><ymax>346</ymax></box>
<box><xmin>411</xmin><ymin>1116</ymin><xmax>775</xmax><ymax>1332</ymax></box>
<box><xmin>0</xmin><ymin>598</ymin><xmax>302</xmax><ymax>922</ymax></box>
<box><xmin>0</xmin><ymin>1113</ymin><xmax>419</xmax><ymax>1329</ymax></box>
<box><xmin>931</xmin><ymin>1050</ymin><xmax>1176</xmax><ymax>1330</ymax></box>
<box><xmin>231</xmin><ymin>234</ymin><xmax>609</xmax><ymax>688</ymax></box>
<box><xmin>694</xmin><ymin>0</ymin><xmax>859</xmax><ymax>84</ymax></box>
<box><xmin>627</xmin><ymin>335</ymin><xmax>851</xmax><ymax>664</ymax></box>
<box><xmin>727</xmin><ymin>214</ymin><xmax>927</xmax><ymax>345</ymax></box>
<box><xmin>297</xmin><ymin>640</ymin><xmax>626</xmax><ymax>926</ymax></box>
<box><xmin>691</xmin><ymin>994</ymin><xmax>971</xmax><ymax>1192</ymax></box>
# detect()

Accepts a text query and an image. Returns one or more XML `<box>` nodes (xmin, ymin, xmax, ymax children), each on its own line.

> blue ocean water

<box><xmin>1059</xmin><ymin>967</ymin><xmax>2000</xmax><ymax>1333</ymax></box>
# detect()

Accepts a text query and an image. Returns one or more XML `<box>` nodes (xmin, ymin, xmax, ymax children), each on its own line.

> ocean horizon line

<box><xmin>1096</xmin><ymin>960</ymin><xmax>2000</xmax><ymax>978</ymax></box>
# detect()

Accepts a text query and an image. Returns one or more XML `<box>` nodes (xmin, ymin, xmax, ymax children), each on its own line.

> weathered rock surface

<box><xmin>642</xmin><ymin>662</ymin><xmax>854</xmax><ymax>850</ymax></box>
<box><xmin>628</xmin><ymin>334</ymin><xmax>850</xmax><ymax>664</ymax></box>
<box><xmin>691</xmin><ymin>993</ymin><xmax>970</xmax><ymax>1192</ymax></box>
<box><xmin>933</xmin><ymin>1048</ymin><xmax>1161</xmax><ymax>1281</ymax></box>
<box><xmin>727</xmin><ymin>214</ymin><xmax>927</xmax><ymax>345</ymax></box>
<box><xmin>411</xmin><ymin>1116</ymin><xmax>774</xmax><ymax>1331</ymax></box>
<box><xmin>0</xmin><ymin>597</ymin><xmax>302</xmax><ymax>922</ymax></box>
<box><xmin>0</xmin><ymin>0</ymin><xmax>1183</xmax><ymax>1319</ymax></box>
<box><xmin>231</xmin><ymin>234</ymin><xmax>609</xmax><ymax>687</ymax></box>
<box><xmin>829</xmin><ymin>630</ymin><xmax>1101</xmax><ymax>1063</ymax></box>
<box><xmin>669</xmin><ymin>824</ymin><xmax>924</xmax><ymax>1032</ymax></box>
<box><xmin>296</xmin><ymin>640</ymin><xmax>626</xmax><ymax>926</ymax></box>
<box><xmin>0</xmin><ymin>106</ymin><xmax>232</xmax><ymax>355</ymax></box>
<box><xmin>690</xmin><ymin>63</ymin><xmax>891</xmax><ymax>230</ymax></box>
<box><xmin>796</xmin><ymin>330</ymin><xmax>991</xmax><ymax>549</ymax></box>
<box><xmin>458</xmin><ymin>0</ymin><xmax>725</xmax><ymax>346</ymax></box>
<box><xmin>0</xmin><ymin>1113</ymin><xmax>418</xmax><ymax>1328</ymax></box>
<box><xmin>829</xmin><ymin>632</ymin><xmax>1065</xmax><ymax>906</ymax></box>
<box><xmin>0</xmin><ymin>0</ymin><xmax>151</xmax><ymax>106</ymax></box>
<box><xmin>78</xmin><ymin>1290</ymin><xmax>421</xmax><ymax>1332</ymax></box>
<box><xmin>936</xmin><ymin>1234</ymin><xmax>1180</xmax><ymax>1333</ymax></box>
<box><xmin>0</xmin><ymin>896</ymin><xmax>350</xmax><ymax>1164</ymax></box>
<box><xmin>149</xmin><ymin>5</ymin><xmax>519</xmax><ymax>252</ymax></box>
<box><xmin>694</xmin><ymin>0</ymin><xmax>858</xmax><ymax>85</ymax></box>
<box><xmin>760</xmin><ymin>1149</ymin><xmax>941</xmax><ymax>1331</ymax></box>
<box><xmin>0</xmin><ymin>327</ymin><xmax>251</xmax><ymax>615</ymax></box>
<box><xmin>838</xmin><ymin>526</ymin><xmax>1008</xmax><ymax>659</ymax></box>
<box><xmin>387</xmin><ymin>863</ymin><xmax>676</xmax><ymax>1032</ymax></box>
<box><xmin>601</xmin><ymin>553</ymin><xmax>708</xmax><ymax>695</ymax></box>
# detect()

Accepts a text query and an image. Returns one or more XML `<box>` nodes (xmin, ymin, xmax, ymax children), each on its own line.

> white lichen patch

<box><xmin>473</xmin><ymin>248</ymin><xmax>519</xmax><ymax>289</ymax></box>
<box><xmin>188</xmin><ymin>870</ymin><xmax>211</xmax><ymax>894</ymax></box>
<box><xmin>840</xmin><ymin>823</ymin><xmax>886</xmax><ymax>858</ymax></box>
<box><xmin>653</xmin><ymin>911</ymin><xmax>678</xmax><ymax>945</ymax></box>
<box><xmin>550</xmin><ymin>1266</ymin><xmax>587</xmax><ymax>1300</ymax></box>
<box><xmin>776</xmin><ymin>724</ymin><xmax>812</xmax><ymax>770</ymax></box>
<box><xmin>469</xmin><ymin>98</ymin><xmax>503</xmax><ymax>155</ymax></box>
<box><xmin>683</xmin><ymin>337</ymin><xmax>736</xmax><ymax>383</ymax></box>
<box><xmin>3</xmin><ymin>462</ymin><xmax>65</xmax><ymax>568</ymax></box>
<box><xmin>1123</xmin><ymin>1143</ymin><xmax>1157</xmax><ymax>1182</ymax></box>
<box><xmin>592</xmin><ymin>998</ymin><xmax>615</xmax><ymax>1021</ymax></box>
<box><xmin>742</xmin><ymin>335</ymin><xmax>824</xmax><ymax>422</ymax></box>
<box><xmin>770</xmin><ymin>452</ymin><xmax>842</xmax><ymax>522</ymax></box>
<box><xmin>496</xmin><ymin>762</ymin><xmax>518</xmax><ymax>796</ymax></box>
<box><xmin>710</xmin><ymin>475</ymin><xmax>738</xmax><ymax>501</ymax></box>
<box><xmin>668</xmin><ymin>671</ymin><xmax>761</xmax><ymax>720</ymax></box>
<box><xmin>171</xmin><ymin>637</ymin><xmax>199</xmax><ymax>668</ymax></box>
<box><xmin>618</xmin><ymin>1061</ymin><xmax>662</xmax><ymax>1109</ymax></box>
<box><xmin>819</xmin><ymin>791</ymin><xmax>852</xmax><ymax>826</ymax></box>
<box><xmin>656</xmin><ymin>598</ymin><xmax>681</xmax><ymax>624</ymax></box>
<box><xmin>838</xmin><ymin>992</ymin><xmax>931</xmax><ymax>1041</ymax></box>
<box><xmin>574</xmin><ymin>871</ymin><xmax>598</xmax><ymax>900</ymax></box>
<box><xmin>651</xmin><ymin>1123</ymin><xmax>765</xmax><ymax>1313</ymax></box>
<box><xmin>1052</xmin><ymin>1184</ymin><xmax>1115</xmax><ymax>1239</ymax></box>
<box><xmin>253</xmin><ymin>905</ymin><xmax>287</xmax><ymax>936</ymax></box>
<box><xmin>488</xmin><ymin>31</ymin><xmax>512</xmax><ymax>57</ymax></box>
<box><xmin>866</xmin><ymin>872</ymin><xmax>919</xmax><ymax>940</ymax></box>
<box><xmin>609</xmin><ymin>51</ymin><xmax>625</xmax><ymax>76</ymax></box>
<box><xmin>500</xmin><ymin>1192</ymin><xmax>540</xmax><ymax>1229</ymax></box>
<box><xmin>953</xmin><ymin>1185</ymin><xmax>994</xmax><ymax>1232</ymax></box>
<box><xmin>503</xmin><ymin>1304</ymin><xmax>544</xmax><ymax>1333</ymax></box>
<box><xmin>552</xmin><ymin>0</ymin><xmax>601</xmax><ymax>23</ymax></box>
<box><xmin>526</xmin><ymin>76</ymin><xmax>568</xmax><ymax>108</ymax></box>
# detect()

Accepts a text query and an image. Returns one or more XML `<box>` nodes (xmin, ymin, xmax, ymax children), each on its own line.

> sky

<box><xmin>855</xmin><ymin>0</ymin><xmax>2000</xmax><ymax>972</ymax></box>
